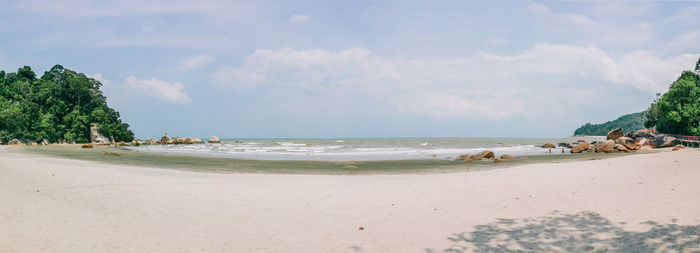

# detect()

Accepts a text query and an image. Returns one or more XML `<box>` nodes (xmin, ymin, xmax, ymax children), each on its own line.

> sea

<box><xmin>125</xmin><ymin>137</ymin><xmax>605</xmax><ymax>161</ymax></box>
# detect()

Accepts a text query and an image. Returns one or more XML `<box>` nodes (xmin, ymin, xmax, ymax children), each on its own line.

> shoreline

<box><xmin>4</xmin><ymin>144</ymin><xmax>656</xmax><ymax>175</ymax></box>
<box><xmin>1</xmin><ymin>146</ymin><xmax>698</xmax><ymax>252</ymax></box>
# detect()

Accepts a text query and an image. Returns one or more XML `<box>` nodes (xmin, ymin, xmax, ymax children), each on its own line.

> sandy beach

<box><xmin>1</xmin><ymin>147</ymin><xmax>699</xmax><ymax>252</ymax></box>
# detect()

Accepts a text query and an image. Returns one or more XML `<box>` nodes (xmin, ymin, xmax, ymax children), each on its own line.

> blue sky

<box><xmin>1</xmin><ymin>0</ymin><xmax>699</xmax><ymax>138</ymax></box>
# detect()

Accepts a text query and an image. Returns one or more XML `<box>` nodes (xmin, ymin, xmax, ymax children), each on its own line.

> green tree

<box><xmin>645</xmin><ymin>69</ymin><xmax>700</xmax><ymax>135</ymax></box>
<box><xmin>0</xmin><ymin>65</ymin><xmax>134</xmax><ymax>143</ymax></box>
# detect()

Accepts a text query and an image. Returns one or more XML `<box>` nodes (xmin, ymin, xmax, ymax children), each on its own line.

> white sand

<box><xmin>1</xmin><ymin>148</ymin><xmax>699</xmax><ymax>252</ymax></box>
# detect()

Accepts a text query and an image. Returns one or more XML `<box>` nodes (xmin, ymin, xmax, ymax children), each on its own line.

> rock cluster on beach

<box><xmin>456</xmin><ymin>151</ymin><xmax>516</xmax><ymax>163</ymax></box>
<box><xmin>569</xmin><ymin>128</ymin><xmax>679</xmax><ymax>154</ymax></box>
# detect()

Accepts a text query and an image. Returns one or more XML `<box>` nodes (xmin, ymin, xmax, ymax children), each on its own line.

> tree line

<box><xmin>0</xmin><ymin>65</ymin><xmax>133</xmax><ymax>144</ymax></box>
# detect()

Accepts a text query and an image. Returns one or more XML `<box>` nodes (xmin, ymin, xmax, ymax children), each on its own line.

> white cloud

<box><xmin>213</xmin><ymin>45</ymin><xmax>699</xmax><ymax>119</ymax></box>
<box><xmin>287</xmin><ymin>14</ymin><xmax>309</xmax><ymax>23</ymax></box>
<box><xmin>178</xmin><ymin>55</ymin><xmax>214</xmax><ymax>71</ymax></box>
<box><xmin>125</xmin><ymin>76</ymin><xmax>192</xmax><ymax>105</ymax></box>
<box><xmin>14</xmin><ymin>0</ymin><xmax>258</xmax><ymax>16</ymax></box>
<box><xmin>664</xmin><ymin>30</ymin><xmax>700</xmax><ymax>52</ymax></box>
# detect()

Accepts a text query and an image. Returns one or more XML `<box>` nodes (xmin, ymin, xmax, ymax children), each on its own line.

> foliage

<box><xmin>644</xmin><ymin>69</ymin><xmax>700</xmax><ymax>135</ymax></box>
<box><xmin>573</xmin><ymin>112</ymin><xmax>646</xmax><ymax>136</ymax></box>
<box><xmin>0</xmin><ymin>65</ymin><xmax>133</xmax><ymax>143</ymax></box>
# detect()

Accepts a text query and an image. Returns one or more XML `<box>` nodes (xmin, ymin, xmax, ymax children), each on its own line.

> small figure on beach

<box><xmin>549</xmin><ymin>147</ymin><xmax>552</xmax><ymax>153</ymax></box>
<box><xmin>562</xmin><ymin>147</ymin><xmax>565</xmax><ymax>153</ymax></box>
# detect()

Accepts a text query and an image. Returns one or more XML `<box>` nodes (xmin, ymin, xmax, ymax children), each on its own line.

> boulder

<box><xmin>614</xmin><ymin>144</ymin><xmax>629</xmax><ymax>152</ymax></box>
<box><xmin>145</xmin><ymin>138</ymin><xmax>157</xmax><ymax>145</ymax></box>
<box><xmin>455</xmin><ymin>154</ymin><xmax>470</xmax><ymax>161</ymax></box>
<box><xmin>672</xmin><ymin>145</ymin><xmax>686</xmax><ymax>151</ymax></box>
<box><xmin>90</xmin><ymin>124</ymin><xmax>110</xmax><ymax>144</ymax></box>
<box><xmin>41</xmin><ymin>139</ymin><xmax>49</xmax><ymax>145</ymax></box>
<box><xmin>500</xmin><ymin>154</ymin><xmax>516</xmax><ymax>159</ymax></box>
<box><xmin>607</xmin><ymin>128</ymin><xmax>624</xmax><ymax>140</ymax></box>
<box><xmin>82</xmin><ymin>144</ymin><xmax>93</xmax><ymax>149</ymax></box>
<box><xmin>30</xmin><ymin>142</ymin><xmax>38</xmax><ymax>146</ymax></box>
<box><xmin>652</xmin><ymin>135</ymin><xmax>677</xmax><ymax>148</ymax></box>
<box><xmin>493</xmin><ymin>158</ymin><xmax>503</xmax><ymax>164</ymax></box>
<box><xmin>571</xmin><ymin>141</ymin><xmax>590</xmax><ymax>153</ymax></box>
<box><xmin>160</xmin><ymin>134</ymin><xmax>175</xmax><ymax>144</ymax></box>
<box><xmin>595</xmin><ymin>140</ymin><xmax>615</xmax><ymax>153</ymax></box>
<box><xmin>540</xmin><ymin>143</ymin><xmax>556</xmax><ymax>148</ymax></box>
<box><xmin>635</xmin><ymin>137</ymin><xmax>648</xmax><ymax>147</ymax></box>
<box><xmin>188</xmin><ymin>137</ymin><xmax>203</xmax><ymax>144</ymax></box>
<box><xmin>639</xmin><ymin>145</ymin><xmax>653</xmax><ymax>151</ymax></box>
<box><xmin>8</xmin><ymin>139</ymin><xmax>22</xmax><ymax>145</ymax></box>
<box><xmin>587</xmin><ymin>147</ymin><xmax>596</xmax><ymax>152</ymax></box>
<box><xmin>615</xmin><ymin>137</ymin><xmax>637</xmax><ymax>150</ymax></box>
<box><xmin>558</xmin><ymin>142</ymin><xmax>573</xmax><ymax>148</ymax></box>
<box><xmin>208</xmin><ymin>136</ymin><xmax>221</xmax><ymax>143</ymax></box>
<box><xmin>477</xmin><ymin>150</ymin><xmax>495</xmax><ymax>160</ymax></box>
<box><xmin>132</xmin><ymin>138</ymin><xmax>144</xmax><ymax>146</ymax></box>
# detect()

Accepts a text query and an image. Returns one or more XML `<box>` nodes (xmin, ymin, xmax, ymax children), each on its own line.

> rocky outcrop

<box><xmin>540</xmin><ymin>143</ymin><xmax>556</xmax><ymax>148</ymax></box>
<box><xmin>90</xmin><ymin>124</ymin><xmax>110</xmax><ymax>144</ymax></box>
<box><xmin>614</xmin><ymin>144</ymin><xmax>629</xmax><ymax>152</ymax></box>
<box><xmin>652</xmin><ymin>135</ymin><xmax>677</xmax><ymax>148</ymax></box>
<box><xmin>208</xmin><ymin>136</ymin><xmax>221</xmax><ymax>143</ymax></box>
<box><xmin>672</xmin><ymin>144</ymin><xmax>686</xmax><ymax>151</ymax></box>
<box><xmin>500</xmin><ymin>154</ymin><xmax>516</xmax><ymax>159</ymax></box>
<box><xmin>456</xmin><ymin>150</ymin><xmax>495</xmax><ymax>161</ymax></box>
<box><xmin>160</xmin><ymin>134</ymin><xmax>175</xmax><ymax>144</ymax></box>
<box><xmin>145</xmin><ymin>138</ymin><xmax>157</xmax><ymax>145</ymax></box>
<box><xmin>571</xmin><ymin>141</ymin><xmax>590</xmax><ymax>153</ymax></box>
<box><xmin>8</xmin><ymin>139</ymin><xmax>23</xmax><ymax>145</ymax></box>
<box><xmin>558</xmin><ymin>142</ymin><xmax>573</xmax><ymax>148</ymax></box>
<box><xmin>615</xmin><ymin>137</ymin><xmax>637</xmax><ymax>150</ymax></box>
<box><xmin>607</xmin><ymin>128</ymin><xmax>624</xmax><ymax>140</ymax></box>
<box><xmin>477</xmin><ymin>150</ymin><xmax>495</xmax><ymax>160</ymax></box>
<box><xmin>595</xmin><ymin>140</ymin><xmax>615</xmax><ymax>153</ymax></box>
<box><xmin>132</xmin><ymin>139</ymin><xmax>144</xmax><ymax>146</ymax></box>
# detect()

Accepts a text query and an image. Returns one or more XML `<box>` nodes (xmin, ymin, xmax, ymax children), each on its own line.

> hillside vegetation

<box><xmin>0</xmin><ymin>65</ymin><xmax>133</xmax><ymax>143</ymax></box>
<box><xmin>574</xmin><ymin>112</ymin><xmax>646</xmax><ymax>136</ymax></box>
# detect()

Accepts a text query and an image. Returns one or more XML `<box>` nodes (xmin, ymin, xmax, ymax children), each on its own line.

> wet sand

<box><xmin>1</xmin><ymin>147</ymin><xmax>698</xmax><ymax>252</ymax></box>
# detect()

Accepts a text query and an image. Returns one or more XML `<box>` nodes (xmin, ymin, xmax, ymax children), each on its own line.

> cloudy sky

<box><xmin>1</xmin><ymin>0</ymin><xmax>699</xmax><ymax>138</ymax></box>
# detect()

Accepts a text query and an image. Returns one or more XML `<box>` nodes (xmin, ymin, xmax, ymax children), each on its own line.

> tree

<box><xmin>696</xmin><ymin>57</ymin><xmax>700</xmax><ymax>74</ymax></box>
<box><xmin>645</xmin><ymin>70</ymin><xmax>700</xmax><ymax>135</ymax></box>
<box><xmin>0</xmin><ymin>65</ymin><xmax>134</xmax><ymax>143</ymax></box>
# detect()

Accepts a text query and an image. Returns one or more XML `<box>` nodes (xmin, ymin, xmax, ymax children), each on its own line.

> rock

<box><xmin>615</xmin><ymin>137</ymin><xmax>637</xmax><ymax>150</ymax></box>
<box><xmin>607</xmin><ymin>128</ymin><xmax>624</xmax><ymax>140</ymax></box>
<box><xmin>540</xmin><ymin>143</ymin><xmax>556</xmax><ymax>148</ymax></box>
<box><xmin>500</xmin><ymin>154</ymin><xmax>516</xmax><ymax>159</ymax></box>
<box><xmin>82</xmin><ymin>144</ymin><xmax>93</xmax><ymax>149</ymax></box>
<box><xmin>595</xmin><ymin>140</ymin><xmax>615</xmax><ymax>153</ymax></box>
<box><xmin>188</xmin><ymin>137</ymin><xmax>203</xmax><ymax>144</ymax></box>
<box><xmin>90</xmin><ymin>124</ymin><xmax>110</xmax><ymax>144</ymax></box>
<box><xmin>208</xmin><ymin>136</ymin><xmax>221</xmax><ymax>143</ymax></box>
<box><xmin>41</xmin><ymin>139</ymin><xmax>49</xmax><ymax>145</ymax></box>
<box><xmin>160</xmin><ymin>134</ymin><xmax>175</xmax><ymax>144</ymax></box>
<box><xmin>635</xmin><ymin>137</ymin><xmax>648</xmax><ymax>147</ymax></box>
<box><xmin>477</xmin><ymin>150</ymin><xmax>495</xmax><ymax>160</ymax></box>
<box><xmin>493</xmin><ymin>158</ymin><xmax>503</xmax><ymax>163</ymax></box>
<box><xmin>558</xmin><ymin>142</ymin><xmax>573</xmax><ymax>148</ymax></box>
<box><xmin>577</xmin><ymin>139</ymin><xmax>586</xmax><ymax>143</ymax></box>
<box><xmin>145</xmin><ymin>138</ymin><xmax>157</xmax><ymax>145</ymax></box>
<box><xmin>639</xmin><ymin>145</ymin><xmax>653</xmax><ymax>151</ymax></box>
<box><xmin>652</xmin><ymin>135</ymin><xmax>677</xmax><ymax>148</ymax></box>
<box><xmin>455</xmin><ymin>154</ymin><xmax>470</xmax><ymax>161</ymax></box>
<box><xmin>8</xmin><ymin>139</ymin><xmax>23</xmax><ymax>145</ymax></box>
<box><xmin>30</xmin><ymin>142</ymin><xmax>38</xmax><ymax>146</ymax></box>
<box><xmin>672</xmin><ymin>145</ymin><xmax>686</xmax><ymax>151</ymax></box>
<box><xmin>341</xmin><ymin>164</ymin><xmax>358</xmax><ymax>169</ymax></box>
<box><xmin>614</xmin><ymin>144</ymin><xmax>629</xmax><ymax>152</ymax></box>
<box><xmin>587</xmin><ymin>147</ymin><xmax>596</xmax><ymax>152</ymax></box>
<box><xmin>571</xmin><ymin>141</ymin><xmax>590</xmax><ymax>153</ymax></box>
<box><xmin>132</xmin><ymin>138</ymin><xmax>143</xmax><ymax>146</ymax></box>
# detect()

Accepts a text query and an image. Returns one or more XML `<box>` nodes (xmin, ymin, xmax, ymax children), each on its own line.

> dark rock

<box><xmin>615</xmin><ymin>137</ymin><xmax>636</xmax><ymax>150</ymax></box>
<box><xmin>540</xmin><ymin>143</ymin><xmax>556</xmax><ymax>148</ymax></box>
<box><xmin>607</xmin><ymin>128</ymin><xmax>624</xmax><ymax>140</ymax></box>
<box><xmin>652</xmin><ymin>135</ymin><xmax>677</xmax><ymax>148</ymax></box>
<box><xmin>500</xmin><ymin>154</ymin><xmax>516</xmax><ymax>159</ymax></box>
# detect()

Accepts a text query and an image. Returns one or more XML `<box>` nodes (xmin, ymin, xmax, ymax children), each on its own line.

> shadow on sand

<box><xmin>427</xmin><ymin>211</ymin><xmax>700</xmax><ymax>252</ymax></box>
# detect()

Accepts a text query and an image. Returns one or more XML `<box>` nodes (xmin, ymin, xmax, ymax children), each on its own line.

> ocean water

<box><xmin>125</xmin><ymin>137</ymin><xmax>605</xmax><ymax>161</ymax></box>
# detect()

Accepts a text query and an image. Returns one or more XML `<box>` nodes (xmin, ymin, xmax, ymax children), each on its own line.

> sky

<box><xmin>1</xmin><ymin>0</ymin><xmax>699</xmax><ymax>138</ymax></box>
